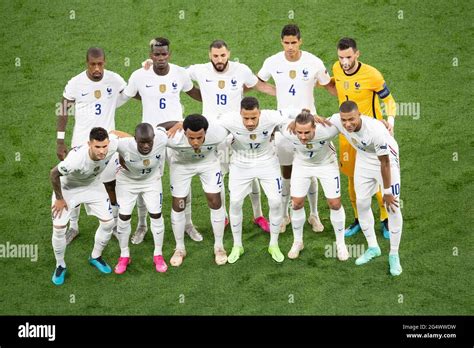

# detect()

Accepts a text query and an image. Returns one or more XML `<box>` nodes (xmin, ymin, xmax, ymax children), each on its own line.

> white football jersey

<box><xmin>219</xmin><ymin>110</ymin><xmax>287</xmax><ymax>168</ymax></box>
<box><xmin>166</xmin><ymin>123</ymin><xmax>228</xmax><ymax>165</ymax></box>
<box><xmin>57</xmin><ymin>137</ymin><xmax>119</xmax><ymax>189</ymax></box>
<box><xmin>116</xmin><ymin>127</ymin><xmax>168</xmax><ymax>182</ymax></box>
<box><xmin>123</xmin><ymin>64</ymin><xmax>193</xmax><ymax>125</ymax></box>
<box><xmin>63</xmin><ymin>70</ymin><xmax>126</xmax><ymax>147</ymax></box>
<box><xmin>329</xmin><ymin>113</ymin><xmax>400</xmax><ymax>171</ymax></box>
<box><xmin>258</xmin><ymin>51</ymin><xmax>330</xmax><ymax>114</ymax></box>
<box><xmin>187</xmin><ymin>61</ymin><xmax>258</xmax><ymax>120</ymax></box>
<box><xmin>280</xmin><ymin>120</ymin><xmax>338</xmax><ymax>166</ymax></box>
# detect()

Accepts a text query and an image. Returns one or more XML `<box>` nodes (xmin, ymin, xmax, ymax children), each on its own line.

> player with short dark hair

<box><xmin>120</xmin><ymin>37</ymin><xmax>203</xmax><ymax>244</ymax></box>
<box><xmin>163</xmin><ymin>114</ymin><xmax>229</xmax><ymax>267</ymax></box>
<box><xmin>57</xmin><ymin>47</ymin><xmax>127</xmax><ymax>245</ymax></box>
<box><xmin>258</xmin><ymin>24</ymin><xmax>334</xmax><ymax>233</ymax></box>
<box><xmin>328</xmin><ymin>37</ymin><xmax>397</xmax><ymax>239</ymax></box>
<box><xmin>50</xmin><ymin>127</ymin><xmax>120</xmax><ymax>285</ymax></box>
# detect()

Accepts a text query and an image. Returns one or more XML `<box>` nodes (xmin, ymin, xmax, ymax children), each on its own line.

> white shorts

<box><xmin>291</xmin><ymin>161</ymin><xmax>341</xmax><ymax>199</ymax></box>
<box><xmin>51</xmin><ymin>184</ymin><xmax>113</xmax><ymax>226</ymax></box>
<box><xmin>116</xmin><ymin>176</ymin><xmax>163</xmax><ymax>215</ymax></box>
<box><xmin>170</xmin><ymin>161</ymin><xmax>223</xmax><ymax>197</ymax></box>
<box><xmin>275</xmin><ymin>132</ymin><xmax>295</xmax><ymax>166</ymax></box>
<box><xmin>354</xmin><ymin>164</ymin><xmax>401</xmax><ymax>200</ymax></box>
<box><xmin>229</xmin><ymin>160</ymin><xmax>282</xmax><ymax>202</ymax></box>
<box><xmin>100</xmin><ymin>153</ymin><xmax>120</xmax><ymax>183</ymax></box>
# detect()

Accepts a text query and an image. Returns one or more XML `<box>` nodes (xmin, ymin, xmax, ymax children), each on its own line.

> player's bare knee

<box><xmin>207</xmin><ymin>193</ymin><xmax>222</xmax><ymax>210</ymax></box>
<box><xmin>281</xmin><ymin>165</ymin><xmax>292</xmax><ymax>179</ymax></box>
<box><xmin>327</xmin><ymin>198</ymin><xmax>341</xmax><ymax>210</ymax></box>
<box><xmin>172</xmin><ymin>197</ymin><xmax>186</xmax><ymax>212</ymax></box>
<box><xmin>149</xmin><ymin>212</ymin><xmax>161</xmax><ymax>219</ymax></box>
<box><xmin>291</xmin><ymin>197</ymin><xmax>305</xmax><ymax>210</ymax></box>
<box><xmin>119</xmin><ymin>214</ymin><xmax>132</xmax><ymax>221</ymax></box>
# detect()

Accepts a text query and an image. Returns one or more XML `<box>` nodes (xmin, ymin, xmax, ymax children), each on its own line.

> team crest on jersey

<box><xmin>159</xmin><ymin>84</ymin><xmax>166</xmax><ymax>93</ymax></box>
<box><xmin>263</xmin><ymin>131</ymin><xmax>269</xmax><ymax>136</ymax></box>
<box><xmin>306</xmin><ymin>143</ymin><xmax>313</xmax><ymax>149</ymax></box>
<box><xmin>355</xmin><ymin>82</ymin><xmax>361</xmax><ymax>90</ymax></box>
<box><xmin>231</xmin><ymin>78</ymin><xmax>237</xmax><ymax>86</ymax></box>
<box><xmin>143</xmin><ymin>159</ymin><xmax>150</xmax><ymax>167</ymax></box>
<box><xmin>289</xmin><ymin>70</ymin><xmax>296</xmax><ymax>79</ymax></box>
<box><xmin>194</xmin><ymin>148</ymin><xmax>201</xmax><ymax>154</ymax></box>
<box><xmin>218</xmin><ymin>80</ymin><xmax>225</xmax><ymax>89</ymax></box>
<box><xmin>250</xmin><ymin>134</ymin><xmax>257</xmax><ymax>140</ymax></box>
<box><xmin>302</xmin><ymin>69</ymin><xmax>309</xmax><ymax>80</ymax></box>
<box><xmin>94</xmin><ymin>166</ymin><xmax>100</xmax><ymax>172</ymax></box>
<box><xmin>94</xmin><ymin>90</ymin><xmax>101</xmax><ymax>99</ymax></box>
<box><xmin>107</xmin><ymin>87</ymin><xmax>112</xmax><ymax>95</ymax></box>
<box><xmin>172</xmin><ymin>82</ymin><xmax>178</xmax><ymax>90</ymax></box>
<box><xmin>343</xmin><ymin>81</ymin><xmax>350</xmax><ymax>90</ymax></box>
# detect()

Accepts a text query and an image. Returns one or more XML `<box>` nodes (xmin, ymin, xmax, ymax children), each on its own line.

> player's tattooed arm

<box><xmin>379</xmin><ymin>154</ymin><xmax>398</xmax><ymax>213</ymax></box>
<box><xmin>186</xmin><ymin>86</ymin><xmax>202</xmax><ymax>102</ymax></box>
<box><xmin>50</xmin><ymin>166</ymin><xmax>68</xmax><ymax>218</ymax></box>
<box><xmin>56</xmin><ymin>97</ymin><xmax>73</xmax><ymax>161</ymax></box>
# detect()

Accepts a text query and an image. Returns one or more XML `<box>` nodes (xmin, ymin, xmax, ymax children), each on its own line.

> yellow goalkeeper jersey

<box><xmin>332</xmin><ymin>61</ymin><xmax>390</xmax><ymax>120</ymax></box>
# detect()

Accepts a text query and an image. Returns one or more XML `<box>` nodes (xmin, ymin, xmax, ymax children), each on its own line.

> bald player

<box><xmin>112</xmin><ymin>123</ymin><xmax>168</xmax><ymax>274</ymax></box>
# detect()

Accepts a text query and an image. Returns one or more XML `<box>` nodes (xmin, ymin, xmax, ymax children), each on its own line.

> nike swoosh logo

<box><xmin>146</xmin><ymin>85</ymin><xmax>153</xmax><ymax>88</ymax></box>
<box><xmin>129</xmin><ymin>159</ymin><xmax>136</xmax><ymax>162</ymax></box>
<box><xmin>276</xmin><ymin>71</ymin><xmax>283</xmax><ymax>74</ymax></box>
<box><xmin>205</xmin><ymin>79</ymin><xmax>213</xmax><ymax>82</ymax></box>
<box><xmin>81</xmin><ymin>93</ymin><xmax>88</xmax><ymax>96</ymax></box>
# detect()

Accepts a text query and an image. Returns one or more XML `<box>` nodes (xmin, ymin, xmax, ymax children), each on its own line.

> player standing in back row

<box><xmin>121</xmin><ymin>37</ymin><xmax>203</xmax><ymax>243</ymax></box>
<box><xmin>258</xmin><ymin>24</ymin><xmax>334</xmax><ymax>233</ymax></box>
<box><xmin>186</xmin><ymin>40</ymin><xmax>276</xmax><ymax>233</ymax></box>
<box><xmin>57</xmin><ymin>47</ymin><xmax>127</xmax><ymax>245</ymax></box>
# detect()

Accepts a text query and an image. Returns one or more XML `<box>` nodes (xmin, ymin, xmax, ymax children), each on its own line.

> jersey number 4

<box><xmin>289</xmin><ymin>84</ymin><xmax>296</xmax><ymax>96</ymax></box>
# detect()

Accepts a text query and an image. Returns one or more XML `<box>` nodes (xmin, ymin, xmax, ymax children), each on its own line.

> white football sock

<box><xmin>330</xmin><ymin>206</ymin><xmax>346</xmax><ymax>246</ymax></box>
<box><xmin>210</xmin><ymin>206</ymin><xmax>225</xmax><ymax>249</ymax></box>
<box><xmin>52</xmin><ymin>226</ymin><xmax>67</xmax><ymax>268</ymax></box>
<box><xmin>150</xmin><ymin>217</ymin><xmax>165</xmax><ymax>256</ymax></box>
<box><xmin>357</xmin><ymin>198</ymin><xmax>378</xmax><ymax>248</ymax></box>
<box><xmin>268</xmin><ymin>198</ymin><xmax>282</xmax><ymax>246</ymax></box>
<box><xmin>229</xmin><ymin>199</ymin><xmax>243</xmax><ymax>247</ymax></box>
<box><xmin>171</xmin><ymin>209</ymin><xmax>186</xmax><ymax>250</ymax></box>
<box><xmin>388</xmin><ymin>206</ymin><xmax>403</xmax><ymax>255</ymax></box>
<box><xmin>308</xmin><ymin>179</ymin><xmax>319</xmax><ymax>218</ymax></box>
<box><xmin>250</xmin><ymin>179</ymin><xmax>263</xmax><ymax>218</ymax></box>
<box><xmin>112</xmin><ymin>204</ymin><xmax>119</xmax><ymax>227</ymax></box>
<box><xmin>220</xmin><ymin>186</ymin><xmax>228</xmax><ymax>219</ymax></box>
<box><xmin>281</xmin><ymin>178</ymin><xmax>291</xmax><ymax>219</ymax></box>
<box><xmin>69</xmin><ymin>205</ymin><xmax>80</xmax><ymax>230</ymax></box>
<box><xmin>291</xmin><ymin>207</ymin><xmax>305</xmax><ymax>243</ymax></box>
<box><xmin>137</xmin><ymin>195</ymin><xmax>148</xmax><ymax>228</ymax></box>
<box><xmin>91</xmin><ymin>219</ymin><xmax>115</xmax><ymax>259</ymax></box>
<box><xmin>117</xmin><ymin>217</ymin><xmax>131</xmax><ymax>257</ymax></box>
<box><xmin>185</xmin><ymin>190</ymin><xmax>193</xmax><ymax>226</ymax></box>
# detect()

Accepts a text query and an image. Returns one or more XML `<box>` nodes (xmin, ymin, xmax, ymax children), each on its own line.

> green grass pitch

<box><xmin>0</xmin><ymin>0</ymin><xmax>472</xmax><ymax>315</ymax></box>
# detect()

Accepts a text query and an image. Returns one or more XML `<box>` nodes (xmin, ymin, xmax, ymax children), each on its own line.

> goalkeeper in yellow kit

<box><xmin>327</xmin><ymin>37</ymin><xmax>397</xmax><ymax>238</ymax></box>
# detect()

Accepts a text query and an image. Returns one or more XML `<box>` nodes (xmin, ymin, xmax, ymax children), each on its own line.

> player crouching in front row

<box><xmin>50</xmin><ymin>127</ymin><xmax>118</xmax><ymax>285</ymax></box>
